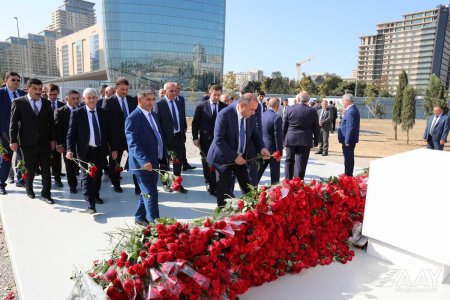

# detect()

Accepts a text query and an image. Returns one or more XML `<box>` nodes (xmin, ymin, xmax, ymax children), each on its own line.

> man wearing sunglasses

<box><xmin>0</xmin><ymin>72</ymin><xmax>26</xmax><ymax>195</ymax></box>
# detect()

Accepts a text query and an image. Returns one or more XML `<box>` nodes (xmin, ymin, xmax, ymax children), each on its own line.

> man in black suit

<box><xmin>315</xmin><ymin>100</ymin><xmax>333</xmax><ymax>156</ymax></box>
<box><xmin>55</xmin><ymin>90</ymin><xmax>81</xmax><ymax>193</ymax></box>
<box><xmin>192</xmin><ymin>84</ymin><xmax>226</xmax><ymax>195</ymax></box>
<box><xmin>257</xmin><ymin>91</ymin><xmax>268</xmax><ymax>112</ymax></box>
<box><xmin>176</xmin><ymin>83</ymin><xmax>196</xmax><ymax>171</ymax></box>
<box><xmin>0</xmin><ymin>71</ymin><xmax>26</xmax><ymax>194</ymax></box>
<box><xmin>329</xmin><ymin>100</ymin><xmax>338</xmax><ymax>133</ymax></box>
<box><xmin>283</xmin><ymin>91</ymin><xmax>320</xmax><ymax>180</ymax></box>
<box><xmin>258</xmin><ymin>97</ymin><xmax>283</xmax><ymax>185</ymax></box>
<box><xmin>48</xmin><ymin>83</ymin><xmax>65</xmax><ymax>187</ymax></box>
<box><xmin>66</xmin><ymin>88</ymin><xmax>118</xmax><ymax>213</ymax></box>
<box><xmin>153</xmin><ymin>82</ymin><xmax>188</xmax><ymax>193</ymax></box>
<box><xmin>102</xmin><ymin>77</ymin><xmax>139</xmax><ymax>193</ymax></box>
<box><xmin>96</xmin><ymin>84</ymin><xmax>108</xmax><ymax>108</ymax></box>
<box><xmin>9</xmin><ymin>78</ymin><xmax>57</xmax><ymax>204</ymax></box>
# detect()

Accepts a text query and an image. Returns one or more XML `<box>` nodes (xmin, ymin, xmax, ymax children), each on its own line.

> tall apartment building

<box><xmin>46</xmin><ymin>0</ymin><xmax>96</xmax><ymax>36</ymax></box>
<box><xmin>357</xmin><ymin>5</ymin><xmax>450</xmax><ymax>95</ymax></box>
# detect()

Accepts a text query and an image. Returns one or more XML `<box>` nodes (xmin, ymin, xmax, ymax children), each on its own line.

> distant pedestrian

<box><xmin>329</xmin><ymin>100</ymin><xmax>338</xmax><ymax>133</ymax></box>
<box><xmin>338</xmin><ymin>94</ymin><xmax>360</xmax><ymax>176</ymax></box>
<box><xmin>315</xmin><ymin>100</ymin><xmax>332</xmax><ymax>156</ymax></box>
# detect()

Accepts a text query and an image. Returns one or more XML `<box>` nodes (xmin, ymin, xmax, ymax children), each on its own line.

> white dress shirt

<box><xmin>429</xmin><ymin>114</ymin><xmax>442</xmax><ymax>135</ymax></box>
<box><xmin>6</xmin><ymin>87</ymin><xmax>19</xmax><ymax>102</ymax></box>
<box><xmin>85</xmin><ymin>106</ymin><xmax>101</xmax><ymax>147</ymax></box>
<box><xmin>236</xmin><ymin>105</ymin><xmax>246</xmax><ymax>154</ymax></box>
<box><xmin>116</xmin><ymin>94</ymin><xmax>130</xmax><ymax>115</ymax></box>
<box><xmin>209</xmin><ymin>100</ymin><xmax>218</xmax><ymax>115</ymax></box>
<box><xmin>27</xmin><ymin>94</ymin><xmax>42</xmax><ymax>111</ymax></box>
<box><xmin>165</xmin><ymin>97</ymin><xmax>180</xmax><ymax>133</ymax></box>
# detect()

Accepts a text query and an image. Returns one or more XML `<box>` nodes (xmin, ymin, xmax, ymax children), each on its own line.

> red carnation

<box><xmin>123</xmin><ymin>279</ymin><xmax>135</xmax><ymax>293</ymax></box>
<box><xmin>105</xmin><ymin>269</ymin><xmax>117</xmax><ymax>281</ymax></box>
<box><xmin>2</xmin><ymin>153</ymin><xmax>10</xmax><ymax>162</ymax></box>
<box><xmin>174</xmin><ymin>176</ymin><xmax>183</xmax><ymax>184</ymax></box>
<box><xmin>172</xmin><ymin>181</ymin><xmax>181</xmax><ymax>191</ymax></box>
<box><xmin>157</xmin><ymin>251</ymin><xmax>172</xmax><ymax>264</ymax></box>
<box><xmin>88</xmin><ymin>165</ymin><xmax>98</xmax><ymax>177</ymax></box>
<box><xmin>237</xmin><ymin>199</ymin><xmax>244</xmax><ymax>210</ymax></box>
<box><xmin>272</xmin><ymin>151</ymin><xmax>281</xmax><ymax>162</ymax></box>
<box><xmin>115</xmin><ymin>166</ymin><xmax>123</xmax><ymax>173</ymax></box>
<box><xmin>21</xmin><ymin>172</ymin><xmax>29</xmax><ymax>180</ymax></box>
<box><xmin>139</xmin><ymin>250</ymin><xmax>147</xmax><ymax>258</ymax></box>
<box><xmin>173</xmin><ymin>158</ymin><xmax>181</xmax><ymax>165</ymax></box>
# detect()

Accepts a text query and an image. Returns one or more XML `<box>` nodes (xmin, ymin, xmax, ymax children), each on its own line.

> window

<box><xmin>75</xmin><ymin>40</ymin><xmax>83</xmax><ymax>74</ymax></box>
<box><xmin>61</xmin><ymin>44</ymin><xmax>69</xmax><ymax>77</ymax></box>
<box><xmin>89</xmin><ymin>34</ymin><xmax>99</xmax><ymax>71</ymax></box>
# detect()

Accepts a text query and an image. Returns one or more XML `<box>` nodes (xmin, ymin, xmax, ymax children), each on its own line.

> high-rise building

<box><xmin>235</xmin><ymin>69</ymin><xmax>264</xmax><ymax>86</ymax></box>
<box><xmin>47</xmin><ymin>0</ymin><xmax>96</xmax><ymax>36</ymax></box>
<box><xmin>357</xmin><ymin>4</ymin><xmax>450</xmax><ymax>95</ymax></box>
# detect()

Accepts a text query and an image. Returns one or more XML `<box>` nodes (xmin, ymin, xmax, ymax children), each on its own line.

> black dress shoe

<box><xmin>54</xmin><ymin>180</ymin><xmax>63</xmax><ymax>187</ymax></box>
<box><xmin>86</xmin><ymin>207</ymin><xmax>97</xmax><ymax>214</ymax></box>
<box><xmin>60</xmin><ymin>173</ymin><xmax>66</xmax><ymax>177</ymax></box>
<box><xmin>16</xmin><ymin>182</ymin><xmax>25</xmax><ymax>188</ymax></box>
<box><xmin>95</xmin><ymin>197</ymin><xmax>104</xmax><ymax>204</ymax></box>
<box><xmin>209</xmin><ymin>190</ymin><xmax>216</xmax><ymax>196</ymax></box>
<box><xmin>27</xmin><ymin>193</ymin><xmax>35</xmax><ymax>199</ymax></box>
<box><xmin>183</xmin><ymin>164</ymin><xmax>196</xmax><ymax>171</ymax></box>
<box><xmin>70</xmin><ymin>187</ymin><xmax>78</xmax><ymax>194</ymax></box>
<box><xmin>315</xmin><ymin>151</ymin><xmax>323</xmax><ymax>154</ymax></box>
<box><xmin>322</xmin><ymin>153</ymin><xmax>328</xmax><ymax>156</ymax></box>
<box><xmin>135</xmin><ymin>187</ymin><xmax>141</xmax><ymax>195</ymax></box>
<box><xmin>0</xmin><ymin>187</ymin><xmax>7</xmax><ymax>195</ymax></box>
<box><xmin>113</xmin><ymin>185</ymin><xmax>123</xmax><ymax>193</ymax></box>
<box><xmin>163</xmin><ymin>185</ymin><xmax>173</xmax><ymax>193</ymax></box>
<box><xmin>135</xmin><ymin>219</ymin><xmax>148</xmax><ymax>226</ymax></box>
<box><xmin>42</xmin><ymin>196</ymin><xmax>54</xmax><ymax>204</ymax></box>
<box><xmin>178</xmin><ymin>186</ymin><xmax>188</xmax><ymax>193</ymax></box>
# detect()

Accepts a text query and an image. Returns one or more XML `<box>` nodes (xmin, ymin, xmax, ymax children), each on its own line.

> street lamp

<box><xmin>13</xmin><ymin>17</ymin><xmax>24</xmax><ymax>87</ymax></box>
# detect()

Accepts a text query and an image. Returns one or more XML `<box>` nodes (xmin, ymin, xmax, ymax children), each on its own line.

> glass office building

<box><xmin>102</xmin><ymin>0</ymin><xmax>226</xmax><ymax>90</ymax></box>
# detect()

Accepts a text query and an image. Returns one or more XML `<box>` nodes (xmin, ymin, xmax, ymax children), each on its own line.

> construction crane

<box><xmin>295</xmin><ymin>56</ymin><xmax>314</xmax><ymax>79</ymax></box>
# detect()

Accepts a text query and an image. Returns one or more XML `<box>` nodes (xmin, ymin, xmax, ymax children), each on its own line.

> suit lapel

<box><xmin>205</xmin><ymin>101</ymin><xmax>212</xmax><ymax>117</ymax></box>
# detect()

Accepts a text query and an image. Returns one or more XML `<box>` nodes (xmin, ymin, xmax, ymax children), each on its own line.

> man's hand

<box><xmin>261</xmin><ymin>148</ymin><xmax>270</xmax><ymax>160</ymax></box>
<box><xmin>143</xmin><ymin>162</ymin><xmax>153</xmax><ymax>171</ymax></box>
<box><xmin>193</xmin><ymin>139</ymin><xmax>200</xmax><ymax>147</ymax></box>
<box><xmin>234</xmin><ymin>155</ymin><xmax>246</xmax><ymax>165</ymax></box>
<box><xmin>50</xmin><ymin>141</ymin><xmax>57</xmax><ymax>150</ymax></box>
<box><xmin>56</xmin><ymin>145</ymin><xmax>65</xmax><ymax>154</ymax></box>
<box><xmin>9</xmin><ymin>143</ymin><xmax>18</xmax><ymax>152</ymax></box>
<box><xmin>66</xmin><ymin>151</ymin><xmax>74</xmax><ymax>160</ymax></box>
<box><xmin>440</xmin><ymin>140</ymin><xmax>446</xmax><ymax>145</ymax></box>
<box><xmin>345</xmin><ymin>144</ymin><xmax>350</xmax><ymax>147</ymax></box>
<box><xmin>111</xmin><ymin>151</ymin><xmax>118</xmax><ymax>160</ymax></box>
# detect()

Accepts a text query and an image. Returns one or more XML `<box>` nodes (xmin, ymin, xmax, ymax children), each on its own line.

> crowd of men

<box><xmin>6</xmin><ymin>71</ymin><xmax>448</xmax><ymax>226</ymax></box>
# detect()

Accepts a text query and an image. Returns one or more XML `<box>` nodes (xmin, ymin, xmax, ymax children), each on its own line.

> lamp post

<box><xmin>13</xmin><ymin>17</ymin><xmax>25</xmax><ymax>87</ymax></box>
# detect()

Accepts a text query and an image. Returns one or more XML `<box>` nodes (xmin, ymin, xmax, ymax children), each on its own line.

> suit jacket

<box><xmin>191</xmin><ymin>100</ymin><xmax>226</xmax><ymax>150</ymax></box>
<box><xmin>330</xmin><ymin>105</ymin><xmax>338</xmax><ymax>120</ymax></box>
<box><xmin>338</xmin><ymin>105</ymin><xmax>360</xmax><ymax>144</ymax></box>
<box><xmin>423</xmin><ymin>114</ymin><xmax>450</xmax><ymax>142</ymax></box>
<box><xmin>317</xmin><ymin>108</ymin><xmax>333</xmax><ymax>131</ymax></box>
<box><xmin>54</xmin><ymin>105</ymin><xmax>74</xmax><ymax>148</ymax></box>
<box><xmin>0</xmin><ymin>87</ymin><xmax>26</xmax><ymax>135</ymax></box>
<box><xmin>49</xmin><ymin>100</ymin><xmax>64</xmax><ymax>112</ymax></box>
<box><xmin>97</xmin><ymin>97</ymin><xmax>105</xmax><ymax>108</ymax></box>
<box><xmin>245</xmin><ymin>101</ymin><xmax>263</xmax><ymax>157</ymax></box>
<box><xmin>102</xmin><ymin>95</ymin><xmax>137</xmax><ymax>151</ymax></box>
<box><xmin>262</xmin><ymin>109</ymin><xmax>283</xmax><ymax>154</ymax></box>
<box><xmin>10</xmin><ymin>97</ymin><xmax>56</xmax><ymax>150</ymax></box>
<box><xmin>207</xmin><ymin>102</ymin><xmax>264</xmax><ymax>172</ymax></box>
<box><xmin>153</xmin><ymin>97</ymin><xmax>187</xmax><ymax>148</ymax></box>
<box><xmin>66</xmin><ymin>106</ymin><xmax>116</xmax><ymax>160</ymax></box>
<box><xmin>283</xmin><ymin>103</ymin><xmax>320</xmax><ymax>148</ymax></box>
<box><xmin>126</xmin><ymin>108</ymin><xmax>167</xmax><ymax>175</ymax></box>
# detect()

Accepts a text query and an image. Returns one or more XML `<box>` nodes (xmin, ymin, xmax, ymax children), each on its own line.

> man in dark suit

<box><xmin>55</xmin><ymin>90</ymin><xmax>81</xmax><ymax>193</ymax></box>
<box><xmin>192</xmin><ymin>84</ymin><xmax>226</xmax><ymax>195</ymax></box>
<box><xmin>329</xmin><ymin>100</ymin><xmax>338</xmax><ymax>133</ymax></box>
<box><xmin>315</xmin><ymin>100</ymin><xmax>333</xmax><ymax>156</ymax></box>
<box><xmin>207</xmin><ymin>93</ymin><xmax>270</xmax><ymax>208</ymax></box>
<box><xmin>257</xmin><ymin>91</ymin><xmax>268</xmax><ymax>112</ymax></box>
<box><xmin>176</xmin><ymin>83</ymin><xmax>195</xmax><ymax>171</ymax></box>
<box><xmin>9</xmin><ymin>78</ymin><xmax>57</xmax><ymax>204</ymax></box>
<box><xmin>220</xmin><ymin>94</ymin><xmax>232</xmax><ymax>106</ymax></box>
<box><xmin>66</xmin><ymin>88</ymin><xmax>118</xmax><ymax>213</ymax></box>
<box><xmin>0</xmin><ymin>71</ymin><xmax>26</xmax><ymax>194</ymax></box>
<box><xmin>423</xmin><ymin>105</ymin><xmax>450</xmax><ymax>150</ymax></box>
<box><xmin>47</xmin><ymin>83</ymin><xmax>65</xmax><ymax>187</ymax></box>
<box><xmin>102</xmin><ymin>77</ymin><xmax>138</xmax><ymax>193</ymax></box>
<box><xmin>126</xmin><ymin>89</ymin><xmax>167</xmax><ymax>225</ymax></box>
<box><xmin>96</xmin><ymin>84</ymin><xmax>108</xmax><ymax>108</ymax></box>
<box><xmin>153</xmin><ymin>82</ymin><xmax>188</xmax><ymax>193</ymax></box>
<box><xmin>338</xmin><ymin>94</ymin><xmax>360</xmax><ymax>176</ymax></box>
<box><xmin>283</xmin><ymin>91</ymin><xmax>320</xmax><ymax>180</ymax></box>
<box><xmin>258</xmin><ymin>97</ymin><xmax>283</xmax><ymax>185</ymax></box>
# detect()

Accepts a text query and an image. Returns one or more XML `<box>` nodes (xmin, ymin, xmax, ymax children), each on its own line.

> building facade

<box><xmin>47</xmin><ymin>0</ymin><xmax>96</xmax><ymax>36</ymax></box>
<box><xmin>235</xmin><ymin>69</ymin><xmax>264</xmax><ymax>86</ymax></box>
<box><xmin>357</xmin><ymin>5</ymin><xmax>450</xmax><ymax>95</ymax></box>
<box><xmin>102</xmin><ymin>0</ymin><xmax>226</xmax><ymax>90</ymax></box>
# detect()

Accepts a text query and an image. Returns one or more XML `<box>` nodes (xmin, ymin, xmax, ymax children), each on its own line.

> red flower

<box><xmin>105</xmin><ymin>268</ymin><xmax>117</xmax><ymax>281</ymax></box>
<box><xmin>174</xmin><ymin>176</ymin><xmax>183</xmax><ymax>184</ymax></box>
<box><xmin>88</xmin><ymin>165</ymin><xmax>98</xmax><ymax>177</ymax></box>
<box><xmin>21</xmin><ymin>172</ymin><xmax>29</xmax><ymax>180</ymax></box>
<box><xmin>2</xmin><ymin>153</ymin><xmax>10</xmax><ymax>162</ymax></box>
<box><xmin>237</xmin><ymin>199</ymin><xmax>244</xmax><ymax>210</ymax></box>
<box><xmin>172</xmin><ymin>181</ymin><xmax>181</xmax><ymax>191</ymax></box>
<box><xmin>272</xmin><ymin>151</ymin><xmax>281</xmax><ymax>162</ymax></box>
<box><xmin>173</xmin><ymin>158</ymin><xmax>182</xmax><ymax>165</ymax></box>
<box><xmin>115</xmin><ymin>166</ymin><xmax>123</xmax><ymax>173</ymax></box>
<box><xmin>123</xmin><ymin>279</ymin><xmax>135</xmax><ymax>293</ymax></box>
<box><xmin>157</xmin><ymin>251</ymin><xmax>172</xmax><ymax>264</ymax></box>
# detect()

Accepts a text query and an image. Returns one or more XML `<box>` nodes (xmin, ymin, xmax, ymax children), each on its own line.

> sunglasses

<box><xmin>10</xmin><ymin>78</ymin><xmax>20</xmax><ymax>82</ymax></box>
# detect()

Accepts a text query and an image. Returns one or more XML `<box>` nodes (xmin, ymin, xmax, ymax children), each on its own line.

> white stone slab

<box><xmin>0</xmin><ymin>157</ymin><xmax>357</xmax><ymax>300</ymax></box>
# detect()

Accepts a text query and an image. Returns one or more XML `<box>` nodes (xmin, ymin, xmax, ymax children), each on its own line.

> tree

<box><xmin>298</xmin><ymin>75</ymin><xmax>317</xmax><ymax>95</ymax></box>
<box><xmin>188</xmin><ymin>77</ymin><xmax>198</xmax><ymax>92</ymax></box>
<box><xmin>423</xmin><ymin>74</ymin><xmax>449</xmax><ymax>119</ymax></box>
<box><xmin>401</xmin><ymin>85</ymin><xmax>416</xmax><ymax>145</ymax></box>
<box><xmin>363</xmin><ymin>82</ymin><xmax>377</xmax><ymax>119</ymax></box>
<box><xmin>222</xmin><ymin>71</ymin><xmax>239</xmax><ymax>98</ymax></box>
<box><xmin>318</xmin><ymin>83</ymin><xmax>328</xmax><ymax>97</ymax></box>
<box><xmin>392</xmin><ymin>70</ymin><xmax>408</xmax><ymax>140</ymax></box>
<box><xmin>373</xmin><ymin>101</ymin><xmax>386</xmax><ymax>119</ymax></box>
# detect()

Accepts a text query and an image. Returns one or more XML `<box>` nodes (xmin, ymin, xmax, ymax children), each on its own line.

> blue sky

<box><xmin>0</xmin><ymin>0</ymin><xmax>442</xmax><ymax>78</ymax></box>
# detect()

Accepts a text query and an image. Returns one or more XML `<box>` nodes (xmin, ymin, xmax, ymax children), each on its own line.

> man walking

<box><xmin>423</xmin><ymin>105</ymin><xmax>449</xmax><ymax>150</ymax></box>
<box><xmin>338</xmin><ymin>94</ymin><xmax>360</xmax><ymax>176</ymax></box>
<box><xmin>329</xmin><ymin>100</ymin><xmax>338</xmax><ymax>133</ymax></box>
<box><xmin>315</xmin><ymin>100</ymin><xmax>333</xmax><ymax>156</ymax></box>
<box><xmin>48</xmin><ymin>84</ymin><xmax>65</xmax><ymax>187</ymax></box>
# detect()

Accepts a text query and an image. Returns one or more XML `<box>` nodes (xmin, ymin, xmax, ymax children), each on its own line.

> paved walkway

<box><xmin>1</xmin><ymin>158</ymin><xmax>448</xmax><ymax>299</ymax></box>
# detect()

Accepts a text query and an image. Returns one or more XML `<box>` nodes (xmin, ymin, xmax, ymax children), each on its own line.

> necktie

<box><xmin>13</xmin><ymin>91</ymin><xmax>18</xmax><ymax>99</ymax></box>
<box><xmin>430</xmin><ymin>116</ymin><xmax>439</xmax><ymax>135</ymax></box>
<box><xmin>148</xmin><ymin>113</ymin><xmax>163</xmax><ymax>159</ymax></box>
<box><xmin>320</xmin><ymin>110</ymin><xmax>325</xmax><ymax>121</ymax></box>
<box><xmin>90</xmin><ymin>110</ymin><xmax>101</xmax><ymax>146</ymax></box>
<box><xmin>32</xmin><ymin>100</ymin><xmax>39</xmax><ymax>116</ymax></box>
<box><xmin>120</xmin><ymin>97</ymin><xmax>128</xmax><ymax>118</ymax></box>
<box><xmin>52</xmin><ymin>101</ymin><xmax>56</xmax><ymax>111</ymax></box>
<box><xmin>169</xmin><ymin>100</ymin><xmax>179</xmax><ymax>131</ymax></box>
<box><xmin>212</xmin><ymin>103</ymin><xmax>217</xmax><ymax>120</ymax></box>
<box><xmin>239</xmin><ymin>118</ymin><xmax>245</xmax><ymax>154</ymax></box>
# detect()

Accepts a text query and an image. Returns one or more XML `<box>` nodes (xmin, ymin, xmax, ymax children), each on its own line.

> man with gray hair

<box><xmin>338</xmin><ymin>93</ymin><xmax>360</xmax><ymax>176</ymax></box>
<box><xmin>315</xmin><ymin>100</ymin><xmax>333</xmax><ymax>156</ymax></box>
<box><xmin>283</xmin><ymin>91</ymin><xmax>320</xmax><ymax>180</ymax></box>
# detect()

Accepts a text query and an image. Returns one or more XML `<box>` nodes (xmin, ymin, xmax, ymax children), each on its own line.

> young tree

<box><xmin>222</xmin><ymin>71</ymin><xmax>239</xmax><ymax>98</ymax></box>
<box><xmin>401</xmin><ymin>85</ymin><xmax>416</xmax><ymax>145</ymax></box>
<box><xmin>363</xmin><ymin>82</ymin><xmax>377</xmax><ymax>119</ymax></box>
<box><xmin>298</xmin><ymin>75</ymin><xmax>317</xmax><ymax>95</ymax></box>
<box><xmin>392</xmin><ymin>70</ymin><xmax>408</xmax><ymax>140</ymax></box>
<box><xmin>423</xmin><ymin>74</ymin><xmax>449</xmax><ymax>119</ymax></box>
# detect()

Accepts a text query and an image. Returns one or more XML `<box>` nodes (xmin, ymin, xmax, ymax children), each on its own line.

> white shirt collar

<box><xmin>138</xmin><ymin>106</ymin><xmax>151</xmax><ymax>115</ymax></box>
<box><xmin>27</xmin><ymin>94</ymin><xmax>40</xmax><ymax>101</ymax></box>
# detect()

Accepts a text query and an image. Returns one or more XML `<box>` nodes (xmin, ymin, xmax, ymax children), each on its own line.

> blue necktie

<box><xmin>148</xmin><ymin>113</ymin><xmax>163</xmax><ymax>159</ymax></box>
<box><xmin>121</xmin><ymin>97</ymin><xmax>128</xmax><ymax>118</ymax></box>
<box><xmin>169</xmin><ymin>100</ymin><xmax>179</xmax><ymax>131</ymax></box>
<box><xmin>212</xmin><ymin>103</ymin><xmax>217</xmax><ymax>120</ymax></box>
<box><xmin>13</xmin><ymin>91</ymin><xmax>18</xmax><ymax>99</ymax></box>
<box><xmin>90</xmin><ymin>110</ymin><xmax>101</xmax><ymax>146</ymax></box>
<box><xmin>52</xmin><ymin>101</ymin><xmax>56</xmax><ymax>111</ymax></box>
<box><xmin>239</xmin><ymin>118</ymin><xmax>245</xmax><ymax>154</ymax></box>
